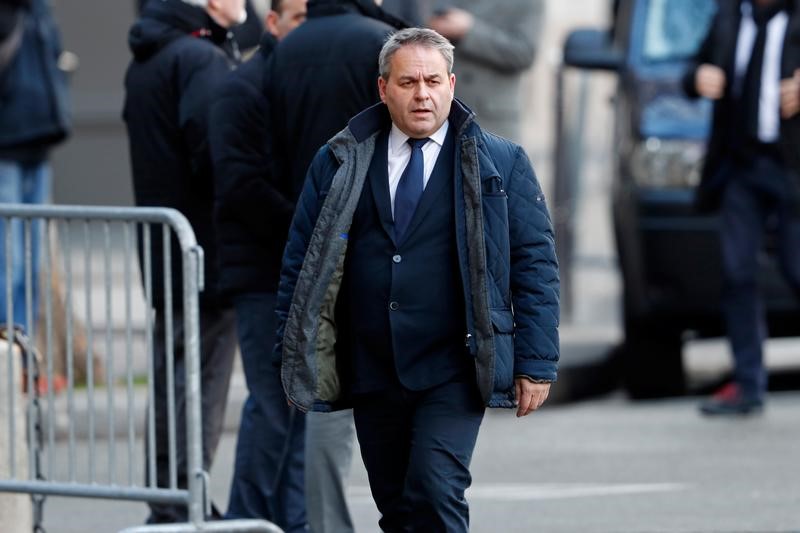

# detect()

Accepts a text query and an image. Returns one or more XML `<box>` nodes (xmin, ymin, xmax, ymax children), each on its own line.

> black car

<box><xmin>561</xmin><ymin>0</ymin><xmax>800</xmax><ymax>398</ymax></box>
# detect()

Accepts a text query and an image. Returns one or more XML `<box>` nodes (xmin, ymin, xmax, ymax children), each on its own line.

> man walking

<box><xmin>263</xmin><ymin>2</ymin><xmax>404</xmax><ymax>531</ymax></box>
<box><xmin>209</xmin><ymin>0</ymin><xmax>307</xmax><ymax>529</ymax></box>
<box><xmin>275</xmin><ymin>28</ymin><xmax>559</xmax><ymax>532</ymax></box>
<box><xmin>123</xmin><ymin>0</ymin><xmax>245</xmax><ymax>523</ymax></box>
<box><xmin>684</xmin><ymin>0</ymin><xmax>800</xmax><ymax>415</ymax></box>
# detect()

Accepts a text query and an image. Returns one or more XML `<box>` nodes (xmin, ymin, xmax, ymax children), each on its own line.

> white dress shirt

<box><xmin>387</xmin><ymin>120</ymin><xmax>449</xmax><ymax>217</ymax></box>
<box><xmin>733</xmin><ymin>3</ymin><xmax>788</xmax><ymax>142</ymax></box>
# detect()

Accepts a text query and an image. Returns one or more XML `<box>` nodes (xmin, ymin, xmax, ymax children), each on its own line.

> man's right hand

<box><xmin>695</xmin><ymin>64</ymin><xmax>726</xmax><ymax>100</ymax></box>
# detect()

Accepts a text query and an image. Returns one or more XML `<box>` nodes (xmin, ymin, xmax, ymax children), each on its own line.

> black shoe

<box><xmin>698</xmin><ymin>383</ymin><xmax>764</xmax><ymax>416</ymax></box>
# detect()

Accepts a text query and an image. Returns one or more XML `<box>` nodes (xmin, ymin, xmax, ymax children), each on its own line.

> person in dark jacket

<box><xmin>208</xmin><ymin>0</ymin><xmax>307</xmax><ymax>529</ymax></box>
<box><xmin>274</xmin><ymin>28</ymin><xmax>559</xmax><ymax>532</ymax></box>
<box><xmin>122</xmin><ymin>0</ymin><xmax>244</xmax><ymax>523</ymax></box>
<box><xmin>138</xmin><ymin>0</ymin><xmax>266</xmax><ymax>51</ymax></box>
<box><xmin>263</xmin><ymin>2</ymin><xmax>404</xmax><ymax>532</ymax></box>
<box><xmin>0</xmin><ymin>0</ymin><xmax>69</xmax><ymax>333</ymax></box>
<box><xmin>683</xmin><ymin>0</ymin><xmax>800</xmax><ymax>416</ymax></box>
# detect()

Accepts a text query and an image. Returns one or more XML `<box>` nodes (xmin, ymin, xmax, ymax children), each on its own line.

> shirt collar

<box><xmin>388</xmin><ymin>120</ymin><xmax>449</xmax><ymax>155</ymax></box>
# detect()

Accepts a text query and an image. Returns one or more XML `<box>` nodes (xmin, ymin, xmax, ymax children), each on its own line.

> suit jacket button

<box><xmin>389</xmin><ymin>301</ymin><xmax>399</xmax><ymax>311</ymax></box>
<box><xmin>392</xmin><ymin>254</ymin><xmax>402</xmax><ymax>264</ymax></box>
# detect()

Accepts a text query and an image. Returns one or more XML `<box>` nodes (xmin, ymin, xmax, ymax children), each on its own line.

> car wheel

<box><xmin>621</xmin><ymin>318</ymin><xmax>686</xmax><ymax>399</ymax></box>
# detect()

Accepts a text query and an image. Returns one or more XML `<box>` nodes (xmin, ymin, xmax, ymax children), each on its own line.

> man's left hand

<box><xmin>427</xmin><ymin>8</ymin><xmax>474</xmax><ymax>41</ymax></box>
<box><xmin>514</xmin><ymin>378</ymin><xmax>550</xmax><ymax>417</ymax></box>
<box><xmin>780</xmin><ymin>69</ymin><xmax>800</xmax><ymax>119</ymax></box>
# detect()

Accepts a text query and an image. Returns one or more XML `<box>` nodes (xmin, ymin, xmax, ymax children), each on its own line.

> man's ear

<box><xmin>378</xmin><ymin>76</ymin><xmax>387</xmax><ymax>103</ymax></box>
<box><xmin>265</xmin><ymin>10</ymin><xmax>279</xmax><ymax>36</ymax></box>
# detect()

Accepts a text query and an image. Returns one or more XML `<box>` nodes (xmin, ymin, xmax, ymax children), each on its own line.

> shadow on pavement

<box><xmin>553</xmin><ymin>342</ymin><xmax>800</xmax><ymax>404</ymax></box>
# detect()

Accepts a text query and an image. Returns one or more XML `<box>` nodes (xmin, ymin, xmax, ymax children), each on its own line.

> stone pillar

<box><xmin>0</xmin><ymin>339</ymin><xmax>32</xmax><ymax>533</ymax></box>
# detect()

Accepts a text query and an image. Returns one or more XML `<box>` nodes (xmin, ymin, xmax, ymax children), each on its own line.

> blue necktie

<box><xmin>394</xmin><ymin>137</ymin><xmax>429</xmax><ymax>242</ymax></box>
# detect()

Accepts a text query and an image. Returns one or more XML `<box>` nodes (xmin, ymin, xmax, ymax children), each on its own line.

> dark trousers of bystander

<box><xmin>720</xmin><ymin>151</ymin><xmax>800</xmax><ymax>401</ymax></box>
<box><xmin>226</xmin><ymin>292</ymin><xmax>307</xmax><ymax>532</ymax></box>
<box><xmin>145</xmin><ymin>305</ymin><xmax>237</xmax><ymax>524</ymax></box>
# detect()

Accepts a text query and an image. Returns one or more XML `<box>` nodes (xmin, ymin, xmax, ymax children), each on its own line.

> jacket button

<box><xmin>392</xmin><ymin>254</ymin><xmax>402</xmax><ymax>264</ymax></box>
<box><xmin>389</xmin><ymin>301</ymin><xmax>399</xmax><ymax>311</ymax></box>
<box><xmin>465</xmin><ymin>333</ymin><xmax>473</xmax><ymax>347</ymax></box>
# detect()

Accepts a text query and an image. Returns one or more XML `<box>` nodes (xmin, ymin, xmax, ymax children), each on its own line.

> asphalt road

<box><xmin>40</xmin><ymin>389</ymin><xmax>800</xmax><ymax>533</ymax></box>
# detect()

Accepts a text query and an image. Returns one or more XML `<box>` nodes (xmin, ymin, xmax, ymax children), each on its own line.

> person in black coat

<box><xmin>122</xmin><ymin>0</ymin><xmax>244</xmax><ymax>523</ymax></box>
<box><xmin>262</xmin><ymin>2</ymin><xmax>404</xmax><ymax>531</ymax></box>
<box><xmin>683</xmin><ymin>0</ymin><xmax>800</xmax><ymax>415</ymax></box>
<box><xmin>208</xmin><ymin>0</ymin><xmax>308</xmax><ymax>529</ymax></box>
<box><xmin>137</xmin><ymin>0</ymin><xmax>266</xmax><ymax>51</ymax></box>
<box><xmin>266</xmin><ymin>0</ymin><xmax>404</xmax><ymax>202</ymax></box>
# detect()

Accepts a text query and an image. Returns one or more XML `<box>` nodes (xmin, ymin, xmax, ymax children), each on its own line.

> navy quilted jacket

<box><xmin>275</xmin><ymin>100</ymin><xmax>559</xmax><ymax>411</ymax></box>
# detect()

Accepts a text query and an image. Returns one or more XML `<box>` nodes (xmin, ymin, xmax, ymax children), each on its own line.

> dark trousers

<box><xmin>145</xmin><ymin>305</ymin><xmax>237</xmax><ymax>524</ymax></box>
<box><xmin>226</xmin><ymin>293</ymin><xmax>307</xmax><ymax>532</ymax></box>
<box><xmin>353</xmin><ymin>378</ymin><xmax>484</xmax><ymax>533</ymax></box>
<box><xmin>720</xmin><ymin>154</ymin><xmax>800</xmax><ymax>400</ymax></box>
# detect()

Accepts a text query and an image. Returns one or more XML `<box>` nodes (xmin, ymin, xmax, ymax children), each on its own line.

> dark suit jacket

<box><xmin>210</xmin><ymin>33</ymin><xmax>295</xmax><ymax>297</ymax></box>
<box><xmin>683</xmin><ymin>0</ymin><xmax>800</xmax><ymax>211</ymax></box>
<box><xmin>338</xmin><ymin>127</ymin><xmax>468</xmax><ymax>394</ymax></box>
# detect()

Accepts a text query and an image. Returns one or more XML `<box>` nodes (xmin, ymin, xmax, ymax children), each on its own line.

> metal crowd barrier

<box><xmin>0</xmin><ymin>204</ymin><xmax>280</xmax><ymax>533</ymax></box>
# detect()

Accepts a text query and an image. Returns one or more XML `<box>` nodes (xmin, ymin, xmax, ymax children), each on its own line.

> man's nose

<box><xmin>413</xmin><ymin>82</ymin><xmax>430</xmax><ymax>100</ymax></box>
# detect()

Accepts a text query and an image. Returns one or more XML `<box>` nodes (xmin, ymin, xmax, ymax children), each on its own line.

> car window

<box><xmin>642</xmin><ymin>0</ymin><xmax>717</xmax><ymax>62</ymax></box>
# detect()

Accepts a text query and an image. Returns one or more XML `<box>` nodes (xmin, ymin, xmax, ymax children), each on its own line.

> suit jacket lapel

<box><xmin>368</xmin><ymin>129</ymin><xmax>397</xmax><ymax>246</ymax></box>
<box><xmin>723</xmin><ymin>6</ymin><xmax>744</xmax><ymax>80</ymax></box>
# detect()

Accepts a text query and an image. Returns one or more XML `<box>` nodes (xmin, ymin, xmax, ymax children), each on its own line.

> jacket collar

<box><xmin>307</xmin><ymin>0</ymin><xmax>406</xmax><ymax>29</ymax></box>
<box><xmin>130</xmin><ymin>0</ymin><xmax>232</xmax><ymax>60</ymax></box>
<box><xmin>258</xmin><ymin>31</ymin><xmax>278</xmax><ymax>59</ymax></box>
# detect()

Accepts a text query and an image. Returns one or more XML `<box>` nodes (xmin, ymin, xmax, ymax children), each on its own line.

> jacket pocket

<box><xmin>482</xmin><ymin>178</ymin><xmax>511</xmax><ymax>302</ymax></box>
<box><xmin>482</xmin><ymin>175</ymin><xmax>507</xmax><ymax>198</ymax></box>
<box><xmin>490</xmin><ymin>307</ymin><xmax>515</xmax><ymax>392</ymax></box>
<box><xmin>490</xmin><ymin>308</ymin><xmax>514</xmax><ymax>333</ymax></box>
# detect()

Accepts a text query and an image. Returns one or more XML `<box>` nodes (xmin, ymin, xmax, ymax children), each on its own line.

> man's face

<box><xmin>266</xmin><ymin>0</ymin><xmax>307</xmax><ymax>40</ymax></box>
<box><xmin>378</xmin><ymin>45</ymin><xmax>455</xmax><ymax>139</ymax></box>
<box><xmin>208</xmin><ymin>0</ymin><xmax>247</xmax><ymax>29</ymax></box>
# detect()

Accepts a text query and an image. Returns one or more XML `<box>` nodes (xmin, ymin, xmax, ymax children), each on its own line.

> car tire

<box><xmin>621</xmin><ymin>318</ymin><xmax>686</xmax><ymax>399</ymax></box>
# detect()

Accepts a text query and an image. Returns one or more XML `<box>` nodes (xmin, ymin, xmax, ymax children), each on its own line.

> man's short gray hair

<box><xmin>378</xmin><ymin>28</ymin><xmax>455</xmax><ymax>80</ymax></box>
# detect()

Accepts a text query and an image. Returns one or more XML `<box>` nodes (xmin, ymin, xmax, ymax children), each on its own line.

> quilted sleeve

<box><xmin>506</xmin><ymin>146</ymin><xmax>560</xmax><ymax>381</ymax></box>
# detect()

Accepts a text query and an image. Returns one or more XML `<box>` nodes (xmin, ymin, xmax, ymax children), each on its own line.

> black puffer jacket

<box><xmin>266</xmin><ymin>0</ymin><xmax>405</xmax><ymax>203</ymax></box>
<box><xmin>210</xmin><ymin>33</ymin><xmax>292</xmax><ymax>296</ymax></box>
<box><xmin>123</xmin><ymin>0</ymin><xmax>238</xmax><ymax>309</ymax></box>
